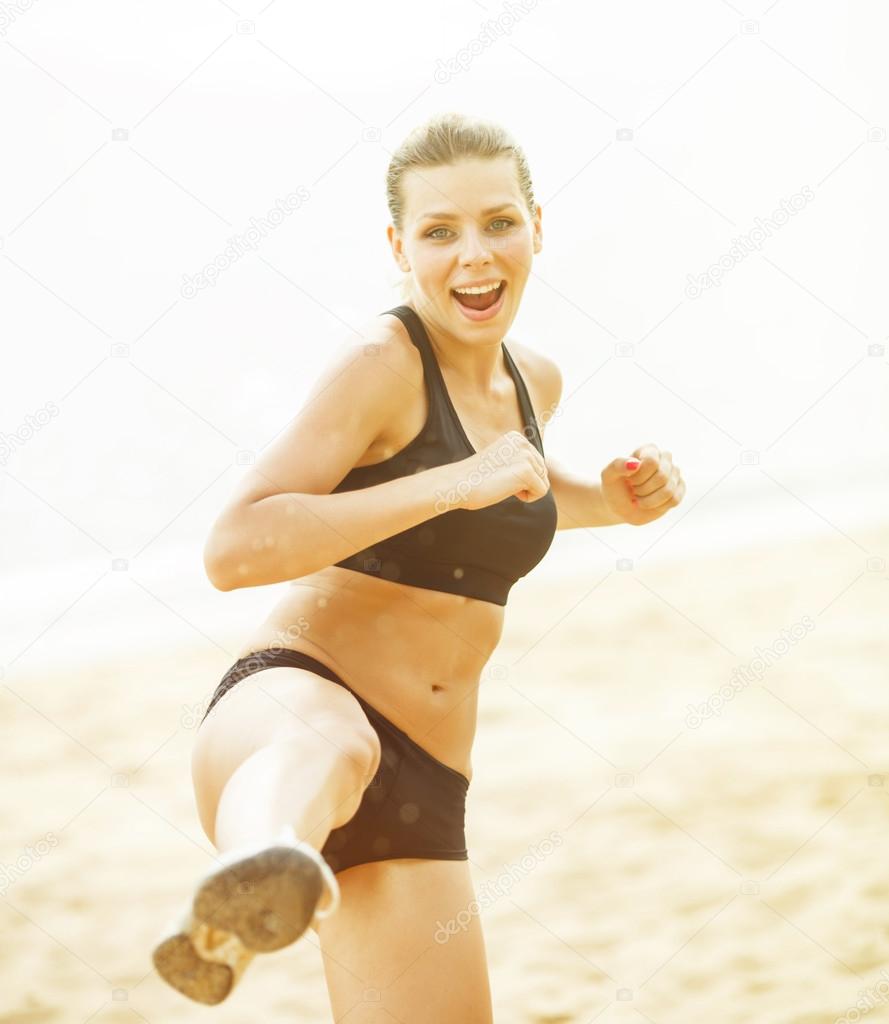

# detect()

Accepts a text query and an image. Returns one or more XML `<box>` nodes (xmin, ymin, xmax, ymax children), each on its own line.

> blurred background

<box><xmin>1</xmin><ymin>1</ymin><xmax>887</xmax><ymax>1022</ymax></box>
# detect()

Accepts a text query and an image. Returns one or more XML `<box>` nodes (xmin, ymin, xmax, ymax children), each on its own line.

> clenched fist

<box><xmin>601</xmin><ymin>444</ymin><xmax>685</xmax><ymax>526</ymax></box>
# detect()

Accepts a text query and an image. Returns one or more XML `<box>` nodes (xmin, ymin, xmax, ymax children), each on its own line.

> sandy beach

<box><xmin>2</xmin><ymin>520</ymin><xmax>887</xmax><ymax>1024</ymax></box>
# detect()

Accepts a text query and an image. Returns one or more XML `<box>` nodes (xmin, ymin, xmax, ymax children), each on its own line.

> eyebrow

<box><xmin>416</xmin><ymin>203</ymin><xmax>519</xmax><ymax>221</ymax></box>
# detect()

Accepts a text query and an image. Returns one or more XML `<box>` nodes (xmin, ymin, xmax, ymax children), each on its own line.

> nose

<box><xmin>459</xmin><ymin>226</ymin><xmax>494</xmax><ymax>267</ymax></box>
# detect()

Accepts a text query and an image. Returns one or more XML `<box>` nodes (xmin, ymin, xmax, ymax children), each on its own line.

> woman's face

<box><xmin>389</xmin><ymin>156</ymin><xmax>542</xmax><ymax>335</ymax></box>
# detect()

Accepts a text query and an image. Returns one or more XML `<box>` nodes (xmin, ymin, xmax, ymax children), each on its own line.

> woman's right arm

<box><xmin>204</xmin><ymin>318</ymin><xmax>457</xmax><ymax>591</ymax></box>
<box><xmin>207</xmin><ymin>465</ymin><xmax>462</xmax><ymax>590</ymax></box>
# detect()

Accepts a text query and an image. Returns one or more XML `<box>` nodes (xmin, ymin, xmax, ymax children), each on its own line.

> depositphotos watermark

<box><xmin>684</xmin><ymin>185</ymin><xmax>815</xmax><ymax>298</ymax></box>
<box><xmin>434</xmin><ymin>0</ymin><xmax>541</xmax><ymax>82</ymax></box>
<box><xmin>0</xmin><ymin>401</ymin><xmax>59</xmax><ymax>465</ymax></box>
<box><xmin>684</xmin><ymin>615</ymin><xmax>815</xmax><ymax>728</ymax></box>
<box><xmin>0</xmin><ymin>833</ymin><xmax>59</xmax><ymax>894</ymax></box>
<box><xmin>0</xmin><ymin>0</ymin><xmax>40</xmax><ymax>35</ymax></box>
<box><xmin>434</xmin><ymin>830</ymin><xmax>563</xmax><ymax>943</ymax></box>
<box><xmin>180</xmin><ymin>186</ymin><xmax>310</xmax><ymax>298</ymax></box>
<box><xmin>834</xmin><ymin>969</ymin><xmax>889</xmax><ymax>1023</ymax></box>
<box><xmin>432</xmin><ymin>402</ymin><xmax>562</xmax><ymax>514</ymax></box>
<box><xmin>179</xmin><ymin>616</ymin><xmax>311</xmax><ymax>729</ymax></box>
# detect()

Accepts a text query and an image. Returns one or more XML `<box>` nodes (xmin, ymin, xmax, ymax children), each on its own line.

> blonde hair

<box><xmin>386</xmin><ymin>112</ymin><xmax>537</xmax><ymax>304</ymax></box>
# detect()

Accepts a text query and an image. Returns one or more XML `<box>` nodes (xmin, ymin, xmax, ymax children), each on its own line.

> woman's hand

<box><xmin>434</xmin><ymin>431</ymin><xmax>550</xmax><ymax>514</ymax></box>
<box><xmin>600</xmin><ymin>444</ymin><xmax>685</xmax><ymax>526</ymax></box>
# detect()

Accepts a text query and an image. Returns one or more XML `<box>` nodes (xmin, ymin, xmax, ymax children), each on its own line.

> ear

<box><xmin>531</xmin><ymin>204</ymin><xmax>543</xmax><ymax>255</ymax></box>
<box><xmin>387</xmin><ymin>224</ymin><xmax>411</xmax><ymax>271</ymax></box>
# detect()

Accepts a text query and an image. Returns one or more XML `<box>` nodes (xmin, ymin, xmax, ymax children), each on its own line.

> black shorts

<box><xmin>200</xmin><ymin>648</ymin><xmax>470</xmax><ymax>875</ymax></box>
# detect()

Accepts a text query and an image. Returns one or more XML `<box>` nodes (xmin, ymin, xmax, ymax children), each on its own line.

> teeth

<box><xmin>453</xmin><ymin>281</ymin><xmax>503</xmax><ymax>295</ymax></box>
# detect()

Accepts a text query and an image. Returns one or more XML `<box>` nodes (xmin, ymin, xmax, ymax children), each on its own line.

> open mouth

<box><xmin>450</xmin><ymin>281</ymin><xmax>507</xmax><ymax>320</ymax></box>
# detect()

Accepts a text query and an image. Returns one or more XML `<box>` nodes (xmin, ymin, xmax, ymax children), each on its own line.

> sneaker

<box><xmin>152</xmin><ymin>824</ymin><xmax>340</xmax><ymax>1004</ymax></box>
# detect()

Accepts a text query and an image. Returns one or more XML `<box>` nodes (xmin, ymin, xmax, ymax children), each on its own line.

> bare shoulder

<box><xmin>357</xmin><ymin>309</ymin><xmax>422</xmax><ymax>381</ymax></box>
<box><xmin>350</xmin><ymin>309</ymin><xmax>426</xmax><ymax>456</ymax></box>
<box><xmin>338</xmin><ymin>308</ymin><xmax>425</xmax><ymax>410</ymax></box>
<box><xmin>504</xmin><ymin>334</ymin><xmax>563</xmax><ymax>426</ymax></box>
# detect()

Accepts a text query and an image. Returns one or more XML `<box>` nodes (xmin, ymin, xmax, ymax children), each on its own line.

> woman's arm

<box><xmin>205</xmin><ymin>463</ymin><xmax>461</xmax><ymax>590</ymax></box>
<box><xmin>517</xmin><ymin>340</ymin><xmax>684</xmax><ymax>531</ymax></box>
<box><xmin>519</xmin><ymin>343</ymin><xmax>625</xmax><ymax>530</ymax></box>
<box><xmin>204</xmin><ymin>318</ymin><xmax>463</xmax><ymax>591</ymax></box>
<box><xmin>546</xmin><ymin>455</ymin><xmax>626</xmax><ymax>530</ymax></box>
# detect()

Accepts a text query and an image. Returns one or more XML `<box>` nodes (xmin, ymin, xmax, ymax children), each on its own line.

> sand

<box><xmin>2</xmin><ymin>522</ymin><xmax>887</xmax><ymax>1024</ymax></box>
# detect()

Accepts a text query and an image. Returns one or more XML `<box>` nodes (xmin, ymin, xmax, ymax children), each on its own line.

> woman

<box><xmin>152</xmin><ymin>111</ymin><xmax>684</xmax><ymax>1020</ymax></box>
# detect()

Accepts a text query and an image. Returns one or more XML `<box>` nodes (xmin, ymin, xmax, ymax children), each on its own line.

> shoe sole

<box><xmin>152</xmin><ymin>924</ymin><xmax>253</xmax><ymax>1005</ymax></box>
<box><xmin>152</xmin><ymin>844</ymin><xmax>324</xmax><ymax>1003</ymax></box>
<box><xmin>193</xmin><ymin>844</ymin><xmax>324</xmax><ymax>951</ymax></box>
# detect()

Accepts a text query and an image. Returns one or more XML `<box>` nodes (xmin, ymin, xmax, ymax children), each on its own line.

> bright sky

<box><xmin>2</xmin><ymin>0</ymin><xmax>886</xmax><ymax>632</ymax></box>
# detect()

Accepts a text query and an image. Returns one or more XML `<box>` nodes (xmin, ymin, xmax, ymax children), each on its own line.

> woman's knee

<box><xmin>191</xmin><ymin>674</ymin><xmax>380</xmax><ymax>840</ymax></box>
<box><xmin>326</xmin><ymin>712</ymin><xmax>381</xmax><ymax>782</ymax></box>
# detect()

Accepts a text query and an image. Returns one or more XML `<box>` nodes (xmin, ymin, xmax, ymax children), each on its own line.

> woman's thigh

<box><xmin>191</xmin><ymin>666</ymin><xmax>380</xmax><ymax>845</ymax></box>
<box><xmin>317</xmin><ymin>858</ymin><xmax>493</xmax><ymax>1023</ymax></box>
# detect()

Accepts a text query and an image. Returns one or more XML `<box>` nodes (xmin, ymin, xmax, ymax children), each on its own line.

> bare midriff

<box><xmin>233</xmin><ymin>565</ymin><xmax>506</xmax><ymax>784</ymax></box>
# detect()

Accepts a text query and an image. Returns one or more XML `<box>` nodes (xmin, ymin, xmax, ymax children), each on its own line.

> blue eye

<box><xmin>426</xmin><ymin>218</ymin><xmax>514</xmax><ymax>239</ymax></box>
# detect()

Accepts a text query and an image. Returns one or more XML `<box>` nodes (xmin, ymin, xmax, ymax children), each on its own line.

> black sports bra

<box><xmin>330</xmin><ymin>305</ymin><xmax>558</xmax><ymax>605</ymax></box>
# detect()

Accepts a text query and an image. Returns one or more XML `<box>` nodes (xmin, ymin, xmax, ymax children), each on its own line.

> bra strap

<box><xmin>383</xmin><ymin>305</ymin><xmax>436</xmax><ymax>367</ymax></box>
<box><xmin>380</xmin><ymin>304</ymin><xmax>450</xmax><ymax>430</ymax></box>
<box><xmin>502</xmin><ymin>345</ymin><xmax>545</xmax><ymax>453</ymax></box>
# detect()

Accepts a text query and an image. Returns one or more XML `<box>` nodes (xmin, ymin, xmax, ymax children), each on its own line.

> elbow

<box><xmin>208</xmin><ymin>568</ymin><xmax>237</xmax><ymax>592</ymax></box>
<box><xmin>203</xmin><ymin>535</ymin><xmax>238</xmax><ymax>591</ymax></box>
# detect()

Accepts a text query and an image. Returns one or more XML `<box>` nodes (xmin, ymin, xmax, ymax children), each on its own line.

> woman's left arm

<box><xmin>532</xmin><ymin>350</ymin><xmax>687</xmax><ymax>530</ymax></box>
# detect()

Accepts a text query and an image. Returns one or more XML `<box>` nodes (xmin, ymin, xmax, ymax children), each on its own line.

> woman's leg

<box><xmin>191</xmin><ymin>665</ymin><xmax>382</xmax><ymax>855</ymax></box>
<box><xmin>153</xmin><ymin>664</ymin><xmax>382</xmax><ymax>1006</ymax></box>
<box><xmin>318</xmin><ymin>858</ymin><xmax>494</xmax><ymax>1024</ymax></box>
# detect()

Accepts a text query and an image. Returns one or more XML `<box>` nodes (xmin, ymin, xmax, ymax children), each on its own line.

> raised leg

<box><xmin>191</xmin><ymin>665</ymin><xmax>382</xmax><ymax>855</ymax></box>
